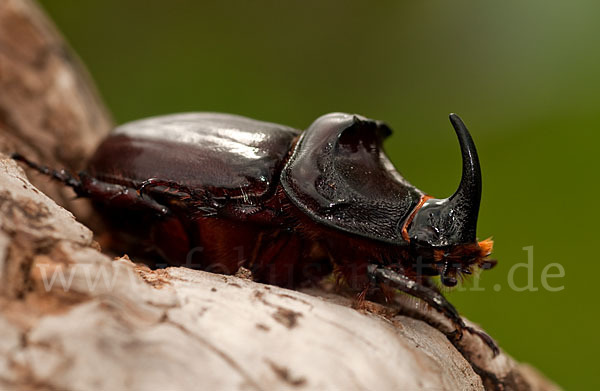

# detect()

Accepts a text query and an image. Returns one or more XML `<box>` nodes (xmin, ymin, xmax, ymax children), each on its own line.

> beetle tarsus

<box><xmin>11</xmin><ymin>154</ymin><xmax>172</xmax><ymax>217</ymax></box>
<box><xmin>11</xmin><ymin>153</ymin><xmax>83</xmax><ymax>192</ymax></box>
<box><xmin>366</xmin><ymin>264</ymin><xmax>499</xmax><ymax>357</ymax></box>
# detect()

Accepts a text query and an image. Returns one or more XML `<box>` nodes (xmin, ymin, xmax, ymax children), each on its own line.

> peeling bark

<box><xmin>0</xmin><ymin>1</ymin><xmax>561</xmax><ymax>390</ymax></box>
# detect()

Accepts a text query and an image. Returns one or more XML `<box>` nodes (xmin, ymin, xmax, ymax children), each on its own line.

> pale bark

<box><xmin>0</xmin><ymin>1</ymin><xmax>561</xmax><ymax>390</ymax></box>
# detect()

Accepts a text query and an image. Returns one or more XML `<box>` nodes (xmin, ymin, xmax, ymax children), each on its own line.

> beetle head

<box><xmin>281</xmin><ymin>111</ymin><xmax>494</xmax><ymax>287</ymax></box>
<box><xmin>406</xmin><ymin>114</ymin><xmax>493</xmax><ymax>286</ymax></box>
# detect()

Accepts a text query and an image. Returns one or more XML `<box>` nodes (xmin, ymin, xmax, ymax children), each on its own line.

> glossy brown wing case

<box><xmin>87</xmin><ymin>112</ymin><xmax>300</xmax><ymax>200</ymax></box>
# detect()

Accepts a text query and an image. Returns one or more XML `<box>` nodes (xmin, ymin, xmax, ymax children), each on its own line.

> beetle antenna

<box><xmin>11</xmin><ymin>153</ymin><xmax>83</xmax><ymax>192</ymax></box>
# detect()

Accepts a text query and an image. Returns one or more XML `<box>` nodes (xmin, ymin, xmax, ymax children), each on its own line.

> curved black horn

<box><xmin>447</xmin><ymin>113</ymin><xmax>482</xmax><ymax>243</ymax></box>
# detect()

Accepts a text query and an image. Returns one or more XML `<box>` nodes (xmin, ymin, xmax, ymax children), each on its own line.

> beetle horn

<box><xmin>446</xmin><ymin>113</ymin><xmax>481</xmax><ymax>243</ymax></box>
<box><xmin>407</xmin><ymin>114</ymin><xmax>482</xmax><ymax>246</ymax></box>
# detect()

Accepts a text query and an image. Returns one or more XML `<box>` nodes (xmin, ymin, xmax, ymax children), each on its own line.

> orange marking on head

<box><xmin>401</xmin><ymin>195</ymin><xmax>434</xmax><ymax>242</ymax></box>
<box><xmin>434</xmin><ymin>249</ymin><xmax>445</xmax><ymax>261</ymax></box>
<box><xmin>478</xmin><ymin>238</ymin><xmax>494</xmax><ymax>256</ymax></box>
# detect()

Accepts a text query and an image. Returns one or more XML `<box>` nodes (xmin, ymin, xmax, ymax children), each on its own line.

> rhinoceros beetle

<box><xmin>12</xmin><ymin>112</ymin><xmax>498</xmax><ymax>355</ymax></box>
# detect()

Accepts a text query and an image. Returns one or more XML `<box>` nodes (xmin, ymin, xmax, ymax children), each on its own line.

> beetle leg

<box><xmin>79</xmin><ymin>173</ymin><xmax>170</xmax><ymax>216</ymax></box>
<box><xmin>138</xmin><ymin>178</ymin><xmax>194</xmax><ymax>198</ymax></box>
<box><xmin>367</xmin><ymin>264</ymin><xmax>499</xmax><ymax>357</ymax></box>
<box><xmin>137</xmin><ymin>178</ymin><xmax>222</xmax><ymax>216</ymax></box>
<box><xmin>11</xmin><ymin>153</ymin><xmax>170</xmax><ymax>216</ymax></box>
<box><xmin>11</xmin><ymin>153</ymin><xmax>84</xmax><ymax>192</ymax></box>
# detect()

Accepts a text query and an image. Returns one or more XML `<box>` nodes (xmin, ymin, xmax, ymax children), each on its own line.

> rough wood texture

<box><xmin>0</xmin><ymin>1</ymin><xmax>561</xmax><ymax>390</ymax></box>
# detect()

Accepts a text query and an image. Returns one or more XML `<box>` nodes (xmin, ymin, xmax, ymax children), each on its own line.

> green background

<box><xmin>38</xmin><ymin>1</ymin><xmax>599</xmax><ymax>388</ymax></box>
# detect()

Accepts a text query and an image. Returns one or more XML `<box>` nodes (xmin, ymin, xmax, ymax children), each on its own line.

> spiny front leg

<box><xmin>367</xmin><ymin>264</ymin><xmax>499</xmax><ymax>357</ymax></box>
